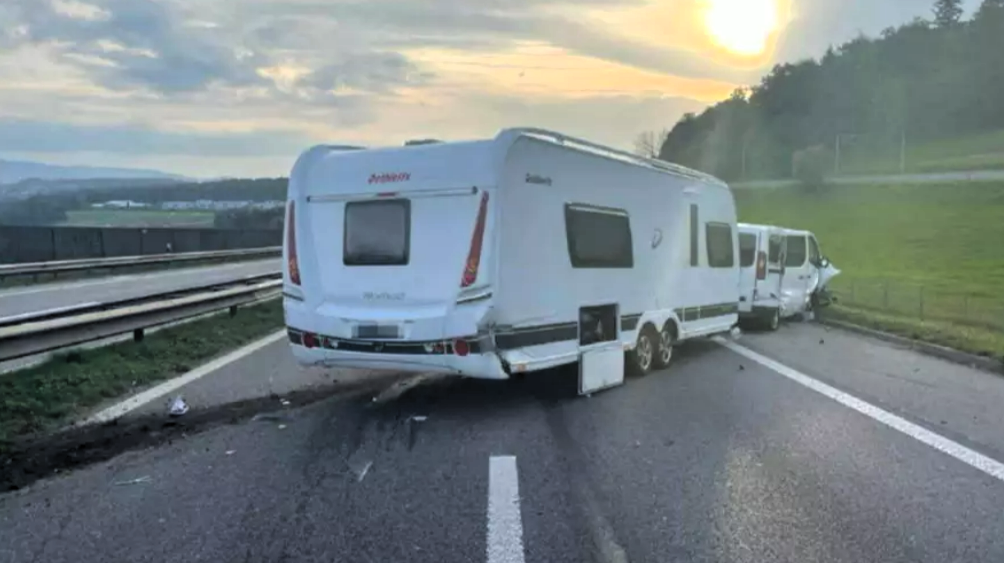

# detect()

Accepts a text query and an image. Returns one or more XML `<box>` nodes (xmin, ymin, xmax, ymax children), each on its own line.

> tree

<box><xmin>634</xmin><ymin>130</ymin><xmax>667</xmax><ymax>159</ymax></box>
<box><xmin>933</xmin><ymin>0</ymin><xmax>964</xmax><ymax>27</ymax></box>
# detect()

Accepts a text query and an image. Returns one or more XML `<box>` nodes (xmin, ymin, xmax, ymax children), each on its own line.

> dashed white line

<box><xmin>487</xmin><ymin>455</ymin><xmax>525</xmax><ymax>563</ymax></box>
<box><xmin>81</xmin><ymin>329</ymin><xmax>287</xmax><ymax>425</ymax></box>
<box><xmin>715</xmin><ymin>337</ymin><xmax>1004</xmax><ymax>482</ymax></box>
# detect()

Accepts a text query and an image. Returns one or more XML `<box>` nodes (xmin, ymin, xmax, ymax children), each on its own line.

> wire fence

<box><xmin>828</xmin><ymin>280</ymin><xmax>1004</xmax><ymax>333</ymax></box>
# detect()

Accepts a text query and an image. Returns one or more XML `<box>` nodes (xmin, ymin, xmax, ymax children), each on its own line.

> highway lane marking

<box><xmin>716</xmin><ymin>337</ymin><xmax>1004</xmax><ymax>482</ymax></box>
<box><xmin>81</xmin><ymin>329</ymin><xmax>287</xmax><ymax>425</ymax></box>
<box><xmin>487</xmin><ymin>455</ymin><xmax>526</xmax><ymax>563</ymax></box>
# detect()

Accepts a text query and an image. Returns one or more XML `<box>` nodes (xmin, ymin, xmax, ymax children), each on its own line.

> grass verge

<box><xmin>826</xmin><ymin>304</ymin><xmax>1004</xmax><ymax>362</ymax></box>
<box><xmin>0</xmin><ymin>298</ymin><xmax>284</xmax><ymax>447</ymax></box>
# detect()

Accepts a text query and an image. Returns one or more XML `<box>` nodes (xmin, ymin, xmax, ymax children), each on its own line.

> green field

<box><xmin>63</xmin><ymin>209</ymin><xmax>215</xmax><ymax>228</ymax></box>
<box><xmin>839</xmin><ymin>129</ymin><xmax>1004</xmax><ymax>176</ymax></box>
<box><xmin>735</xmin><ymin>181</ymin><xmax>1004</xmax><ymax>358</ymax></box>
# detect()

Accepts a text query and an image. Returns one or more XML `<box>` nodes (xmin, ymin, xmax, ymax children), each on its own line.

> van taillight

<box><xmin>756</xmin><ymin>251</ymin><xmax>767</xmax><ymax>280</ymax></box>
<box><xmin>461</xmin><ymin>191</ymin><xmax>489</xmax><ymax>288</ymax></box>
<box><xmin>286</xmin><ymin>201</ymin><xmax>301</xmax><ymax>285</ymax></box>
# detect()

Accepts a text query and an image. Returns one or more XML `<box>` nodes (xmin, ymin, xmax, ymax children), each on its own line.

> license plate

<box><xmin>354</xmin><ymin>324</ymin><xmax>401</xmax><ymax>339</ymax></box>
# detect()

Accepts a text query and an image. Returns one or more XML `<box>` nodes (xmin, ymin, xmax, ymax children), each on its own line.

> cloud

<box><xmin>0</xmin><ymin>0</ymin><xmax>967</xmax><ymax>178</ymax></box>
<box><xmin>0</xmin><ymin>117</ymin><xmax>309</xmax><ymax>157</ymax></box>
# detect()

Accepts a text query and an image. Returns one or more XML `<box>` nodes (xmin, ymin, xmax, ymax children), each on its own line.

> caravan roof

<box><xmin>291</xmin><ymin>128</ymin><xmax>728</xmax><ymax>199</ymax></box>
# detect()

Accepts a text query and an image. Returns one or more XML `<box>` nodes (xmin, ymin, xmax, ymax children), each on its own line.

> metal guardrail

<box><xmin>0</xmin><ymin>278</ymin><xmax>282</xmax><ymax>362</ymax></box>
<box><xmin>0</xmin><ymin>247</ymin><xmax>282</xmax><ymax>280</ymax></box>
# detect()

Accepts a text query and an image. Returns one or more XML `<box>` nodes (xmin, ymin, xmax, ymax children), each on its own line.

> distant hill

<box><xmin>0</xmin><ymin>158</ymin><xmax>187</xmax><ymax>184</ymax></box>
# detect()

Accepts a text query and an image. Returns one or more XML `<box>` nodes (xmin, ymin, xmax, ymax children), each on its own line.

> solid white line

<box><xmin>81</xmin><ymin>328</ymin><xmax>287</xmax><ymax>425</ymax></box>
<box><xmin>715</xmin><ymin>337</ymin><xmax>1004</xmax><ymax>482</ymax></box>
<box><xmin>0</xmin><ymin>302</ymin><xmax>101</xmax><ymax>324</ymax></box>
<box><xmin>487</xmin><ymin>455</ymin><xmax>526</xmax><ymax>563</ymax></box>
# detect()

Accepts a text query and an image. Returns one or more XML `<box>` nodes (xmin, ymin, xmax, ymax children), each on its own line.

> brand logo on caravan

<box><xmin>368</xmin><ymin>172</ymin><xmax>411</xmax><ymax>184</ymax></box>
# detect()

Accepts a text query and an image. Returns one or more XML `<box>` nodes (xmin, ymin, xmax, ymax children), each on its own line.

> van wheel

<box><xmin>628</xmin><ymin>326</ymin><xmax>658</xmax><ymax>377</ymax></box>
<box><xmin>764</xmin><ymin>308</ymin><xmax>780</xmax><ymax>332</ymax></box>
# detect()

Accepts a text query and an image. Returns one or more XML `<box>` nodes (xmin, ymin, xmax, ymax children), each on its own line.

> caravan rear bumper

<box><xmin>285</xmin><ymin>327</ymin><xmax>510</xmax><ymax>380</ymax></box>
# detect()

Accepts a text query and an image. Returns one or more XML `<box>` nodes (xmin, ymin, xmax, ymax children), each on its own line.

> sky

<box><xmin>0</xmin><ymin>0</ymin><xmax>982</xmax><ymax>179</ymax></box>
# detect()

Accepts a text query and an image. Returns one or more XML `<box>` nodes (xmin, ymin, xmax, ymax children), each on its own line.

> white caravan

<box><xmin>737</xmin><ymin>223</ymin><xmax>787</xmax><ymax>330</ymax></box>
<box><xmin>779</xmin><ymin>228</ymin><xmax>841</xmax><ymax>317</ymax></box>
<box><xmin>282</xmin><ymin>128</ymin><xmax>739</xmax><ymax>393</ymax></box>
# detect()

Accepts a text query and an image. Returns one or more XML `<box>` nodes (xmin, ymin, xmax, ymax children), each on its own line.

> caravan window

<box><xmin>564</xmin><ymin>204</ymin><xmax>633</xmax><ymax>268</ymax></box>
<box><xmin>785</xmin><ymin>235</ymin><xmax>807</xmax><ymax>267</ymax></box>
<box><xmin>739</xmin><ymin>233</ymin><xmax>757</xmax><ymax>267</ymax></box>
<box><xmin>706</xmin><ymin>223</ymin><xmax>734</xmax><ymax>268</ymax></box>
<box><xmin>689</xmin><ymin>204</ymin><xmax>699</xmax><ymax>266</ymax></box>
<box><xmin>343</xmin><ymin>199</ymin><xmax>411</xmax><ymax>266</ymax></box>
<box><xmin>808</xmin><ymin>236</ymin><xmax>821</xmax><ymax>264</ymax></box>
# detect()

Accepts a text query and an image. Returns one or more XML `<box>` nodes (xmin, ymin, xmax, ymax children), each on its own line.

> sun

<box><xmin>703</xmin><ymin>0</ymin><xmax>779</xmax><ymax>57</ymax></box>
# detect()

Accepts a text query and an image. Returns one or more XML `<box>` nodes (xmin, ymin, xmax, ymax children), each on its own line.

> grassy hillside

<box><xmin>62</xmin><ymin>209</ymin><xmax>215</xmax><ymax>228</ymax></box>
<box><xmin>838</xmin><ymin>129</ymin><xmax>1004</xmax><ymax>176</ymax></box>
<box><xmin>735</xmin><ymin>181</ymin><xmax>1004</xmax><ymax>357</ymax></box>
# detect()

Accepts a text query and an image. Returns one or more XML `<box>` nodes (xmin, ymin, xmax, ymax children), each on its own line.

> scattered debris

<box><xmin>113</xmin><ymin>476</ymin><xmax>152</xmax><ymax>486</ymax></box>
<box><xmin>168</xmin><ymin>396</ymin><xmax>189</xmax><ymax>417</ymax></box>
<box><xmin>280</xmin><ymin>399</ymin><xmax>291</xmax><ymax>407</ymax></box>
<box><xmin>819</xmin><ymin>339</ymin><xmax>825</xmax><ymax>345</ymax></box>
<box><xmin>225</xmin><ymin>450</ymin><xmax>236</xmax><ymax>456</ymax></box>
<box><xmin>739</xmin><ymin>364</ymin><xmax>745</xmax><ymax>371</ymax></box>
<box><xmin>730</xmin><ymin>326</ymin><xmax>743</xmax><ymax>340</ymax></box>
<box><xmin>357</xmin><ymin>460</ymin><xmax>373</xmax><ymax>482</ymax></box>
<box><xmin>251</xmin><ymin>413</ymin><xmax>290</xmax><ymax>423</ymax></box>
<box><xmin>277</xmin><ymin>424</ymin><xmax>287</xmax><ymax>430</ymax></box>
<box><xmin>411</xmin><ymin>415</ymin><xmax>428</xmax><ymax>422</ymax></box>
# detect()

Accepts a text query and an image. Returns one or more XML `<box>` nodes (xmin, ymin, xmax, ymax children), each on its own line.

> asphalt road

<box><xmin>4</xmin><ymin>322</ymin><xmax>1004</xmax><ymax>562</ymax></box>
<box><xmin>0</xmin><ymin>258</ymin><xmax>281</xmax><ymax>321</ymax></box>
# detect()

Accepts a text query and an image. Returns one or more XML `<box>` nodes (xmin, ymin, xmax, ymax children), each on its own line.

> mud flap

<box><xmin>579</xmin><ymin>343</ymin><xmax>625</xmax><ymax>396</ymax></box>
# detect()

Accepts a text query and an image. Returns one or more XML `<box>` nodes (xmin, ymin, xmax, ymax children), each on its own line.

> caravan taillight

<box><xmin>755</xmin><ymin>251</ymin><xmax>767</xmax><ymax>280</ymax></box>
<box><xmin>286</xmin><ymin>201</ymin><xmax>301</xmax><ymax>285</ymax></box>
<box><xmin>461</xmin><ymin>191</ymin><xmax>489</xmax><ymax>288</ymax></box>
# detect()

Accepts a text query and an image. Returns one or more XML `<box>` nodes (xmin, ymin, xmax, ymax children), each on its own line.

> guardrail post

<box><xmin>229</xmin><ymin>305</ymin><xmax>238</xmax><ymax>317</ymax></box>
<box><xmin>133</xmin><ymin>329</ymin><xmax>145</xmax><ymax>342</ymax></box>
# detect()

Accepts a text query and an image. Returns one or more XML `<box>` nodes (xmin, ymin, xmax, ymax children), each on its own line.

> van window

<box><xmin>689</xmin><ymin>204</ymin><xmax>699</xmax><ymax>266</ymax></box>
<box><xmin>706</xmin><ymin>223</ymin><xmax>734</xmax><ymax>268</ymax></box>
<box><xmin>785</xmin><ymin>235</ymin><xmax>807</xmax><ymax>267</ymax></box>
<box><xmin>565</xmin><ymin>204</ymin><xmax>633</xmax><ymax>268</ymax></box>
<box><xmin>739</xmin><ymin>233</ymin><xmax>757</xmax><ymax>267</ymax></box>
<box><xmin>343</xmin><ymin>199</ymin><xmax>410</xmax><ymax>266</ymax></box>
<box><xmin>768</xmin><ymin>234</ymin><xmax>784</xmax><ymax>264</ymax></box>
<box><xmin>808</xmin><ymin>236</ymin><xmax>821</xmax><ymax>265</ymax></box>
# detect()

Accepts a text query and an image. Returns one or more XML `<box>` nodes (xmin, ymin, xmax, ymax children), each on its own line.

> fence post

<box><xmin>883</xmin><ymin>282</ymin><xmax>889</xmax><ymax>310</ymax></box>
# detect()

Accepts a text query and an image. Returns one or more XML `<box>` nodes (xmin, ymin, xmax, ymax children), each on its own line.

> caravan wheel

<box><xmin>655</xmin><ymin>326</ymin><xmax>675</xmax><ymax>368</ymax></box>
<box><xmin>628</xmin><ymin>327</ymin><xmax>658</xmax><ymax>377</ymax></box>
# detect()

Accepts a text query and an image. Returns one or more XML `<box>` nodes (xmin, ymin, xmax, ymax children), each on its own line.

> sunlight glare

<box><xmin>704</xmin><ymin>0</ymin><xmax>779</xmax><ymax>56</ymax></box>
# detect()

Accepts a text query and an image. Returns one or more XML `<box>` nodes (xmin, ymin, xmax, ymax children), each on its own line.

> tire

<box><xmin>763</xmin><ymin>308</ymin><xmax>780</xmax><ymax>332</ymax></box>
<box><xmin>653</xmin><ymin>324</ymin><xmax>675</xmax><ymax>369</ymax></box>
<box><xmin>628</xmin><ymin>326</ymin><xmax>659</xmax><ymax>377</ymax></box>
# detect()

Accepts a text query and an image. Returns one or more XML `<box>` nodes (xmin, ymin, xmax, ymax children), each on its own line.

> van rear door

<box><xmin>738</xmin><ymin>231</ymin><xmax>759</xmax><ymax>310</ymax></box>
<box><xmin>304</xmin><ymin>188</ymin><xmax>493</xmax><ymax>337</ymax></box>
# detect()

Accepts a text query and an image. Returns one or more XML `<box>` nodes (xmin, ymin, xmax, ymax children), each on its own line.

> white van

<box><xmin>282</xmin><ymin>128</ymin><xmax>739</xmax><ymax>389</ymax></box>
<box><xmin>779</xmin><ymin>228</ymin><xmax>841</xmax><ymax>317</ymax></box>
<box><xmin>737</xmin><ymin>223</ymin><xmax>787</xmax><ymax>330</ymax></box>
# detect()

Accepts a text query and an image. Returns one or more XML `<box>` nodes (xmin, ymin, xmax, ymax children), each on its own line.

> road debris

<box><xmin>113</xmin><ymin>476</ymin><xmax>152</xmax><ymax>486</ymax></box>
<box><xmin>168</xmin><ymin>396</ymin><xmax>189</xmax><ymax>417</ymax></box>
<box><xmin>251</xmin><ymin>413</ymin><xmax>290</xmax><ymax>423</ymax></box>
<box><xmin>357</xmin><ymin>460</ymin><xmax>373</xmax><ymax>482</ymax></box>
<box><xmin>411</xmin><ymin>415</ymin><xmax>428</xmax><ymax>422</ymax></box>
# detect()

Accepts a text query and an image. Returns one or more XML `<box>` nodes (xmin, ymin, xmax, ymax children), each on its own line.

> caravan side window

<box><xmin>785</xmin><ymin>235</ymin><xmax>807</xmax><ymax>267</ymax></box>
<box><xmin>706</xmin><ymin>222</ymin><xmax>734</xmax><ymax>268</ymax></box>
<box><xmin>739</xmin><ymin>233</ymin><xmax>757</xmax><ymax>267</ymax></box>
<box><xmin>689</xmin><ymin>204</ymin><xmax>699</xmax><ymax>266</ymax></box>
<box><xmin>564</xmin><ymin>204</ymin><xmax>633</xmax><ymax>268</ymax></box>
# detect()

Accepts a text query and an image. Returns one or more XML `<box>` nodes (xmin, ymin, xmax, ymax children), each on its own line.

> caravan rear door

<box><xmin>303</xmin><ymin>186</ymin><xmax>494</xmax><ymax>339</ymax></box>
